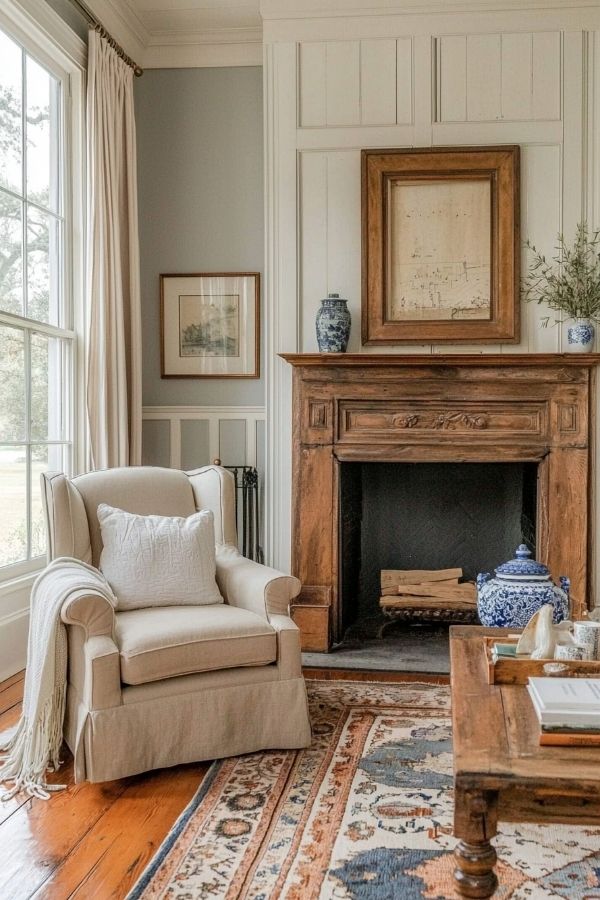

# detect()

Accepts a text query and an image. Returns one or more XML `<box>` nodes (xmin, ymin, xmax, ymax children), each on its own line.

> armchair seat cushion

<box><xmin>115</xmin><ymin>605</ymin><xmax>277</xmax><ymax>685</ymax></box>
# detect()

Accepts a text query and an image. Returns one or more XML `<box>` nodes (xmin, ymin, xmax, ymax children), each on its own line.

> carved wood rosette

<box><xmin>282</xmin><ymin>354</ymin><xmax>599</xmax><ymax>652</ymax></box>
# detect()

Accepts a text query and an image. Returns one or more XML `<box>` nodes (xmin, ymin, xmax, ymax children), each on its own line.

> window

<box><xmin>0</xmin><ymin>21</ymin><xmax>80</xmax><ymax>575</ymax></box>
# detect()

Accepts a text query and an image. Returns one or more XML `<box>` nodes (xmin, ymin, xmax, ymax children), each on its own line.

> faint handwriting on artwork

<box><xmin>387</xmin><ymin>179</ymin><xmax>492</xmax><ymax>322</ymax></box>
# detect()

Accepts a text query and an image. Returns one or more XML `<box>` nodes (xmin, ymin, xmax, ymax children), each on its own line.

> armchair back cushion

<box><xmin>42</xmin><ymin>465</ymin><xmax>238</xmax><ymax>566</ymax></box>
<box><xmin>74</xmin><ymin>467</ymin><xmax>197</xmax><ymax>567</ymax></box>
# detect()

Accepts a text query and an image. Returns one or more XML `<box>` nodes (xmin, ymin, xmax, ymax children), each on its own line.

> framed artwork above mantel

<box><xmin>361</xmin><ymin>145</ymin><xmax>520</xmax><ymax>344</ymax></box>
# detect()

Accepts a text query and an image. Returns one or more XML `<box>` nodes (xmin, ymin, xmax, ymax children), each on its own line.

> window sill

<box><xmin>0</xmin><ymin>560</ymin><xmax>44</xmax><ymax>599</ymax></box>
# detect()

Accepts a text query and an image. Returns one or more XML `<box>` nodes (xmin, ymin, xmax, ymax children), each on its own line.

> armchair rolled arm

<box><xmin>216</xmin><ymin>545</ymin><xmax>301</xmax><ymax>620</ymax></box>
<box><xmin>61</xmin><ymin>590</ymin><xmax>116</xmax><ymax>639</ymax></box>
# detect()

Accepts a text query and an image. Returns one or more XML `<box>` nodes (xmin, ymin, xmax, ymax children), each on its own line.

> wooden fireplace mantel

<box><xmin>282</xmin><ymin>353</ymin><xmax>600</xmax><ymax>367</ymax></box>
<box><xmin>282</xmin><ymin>352</ymin><xmax>599</xmax><ymax>651</ymax></box>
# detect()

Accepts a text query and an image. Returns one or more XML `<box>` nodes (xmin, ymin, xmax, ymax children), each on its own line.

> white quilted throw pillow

<box><xmin>97</xmin><ymin>504</ymin><xmax>224</xmax><ymax>610</ymax></box>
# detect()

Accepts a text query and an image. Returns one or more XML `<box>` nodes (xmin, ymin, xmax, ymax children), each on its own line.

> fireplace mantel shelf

<box><xmin>281</xmin><ymin>353</ymin><xmax>600</xmax><ymax>367</ymax></box>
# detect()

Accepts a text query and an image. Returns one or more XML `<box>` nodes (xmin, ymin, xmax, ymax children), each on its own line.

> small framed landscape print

<box><xmin>361</xmin><ymin>146</ymin><xmax>520</xmax><ymax>344</ymax></box>
<box><xmin>160</xmin><ymin>272</ymin><xmax>260</xmax><ymax>378</ymax></box>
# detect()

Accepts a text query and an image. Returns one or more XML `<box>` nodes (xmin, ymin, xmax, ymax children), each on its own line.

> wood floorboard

<box><xmin>0</xmin><ymin>670</ymin><xmax>25</xmax><ymax>693</ymax></box>
<box><xmin>0</xmin><ymin>666</ymin><xmax>442</xmax><ymax>899</ymax></box>
<box><xmin>0</xmin><ymin>679</ymin><xmax>26</xmax><ymax>716</ymax></box>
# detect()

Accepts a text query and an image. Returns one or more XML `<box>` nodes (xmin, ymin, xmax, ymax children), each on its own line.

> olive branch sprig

<box><xmin>522</xmin><ymin>222</ymin><xmax>600</xmax><ymax>325</ymax></box>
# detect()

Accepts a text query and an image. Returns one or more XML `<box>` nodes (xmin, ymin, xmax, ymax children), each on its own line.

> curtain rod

<box><xmin>68</xmin><ymin>0</ymin><xmax>144</xmax><ymax>76</ymax></box>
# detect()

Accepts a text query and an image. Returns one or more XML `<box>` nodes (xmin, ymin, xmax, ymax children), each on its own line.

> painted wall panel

<box><xmin>438</xmin><ymin>35</ymin><xmax>466</xmax><ymax>122</ymax></box>
<box><xmin>518</xmin><ymin>144</ymin><xmax>562</xmax><ymax>352</ymax></box>
<box><xmin>299</xmin><ymin>42</ymin><xmax>327</xmax><ymax>126</ymax></box>
<box><xmin>361</xmin><ymin>39</ymin><xmax>397</xmax><ymax>125</ymax></box>
<box><xmin>532</xmin><ymin>32</ymin><xmax>561</xmax><ymax>120</ymax></box>
<box><xmin>219</xmin><ymin>420</ymin><xmax>247</xmax><ymax>466</ymax></box>
<box><xmin>141</xmin><ymin>420</ymin><xmax>170</xmax><ymax>468</ymax></box>
<box><xmin>396</xmin><ymin>37</ymin><xmax>413</xmax><ymax>124</ymax></box>
<box><xmin>466</xmin><ymin>34</ymin><xmax>501</xmax><ymax>121</ymax></box>
<box><xmin>181</xmin><ymin>419</ymin><xmax>210</xmax><ymax>470</ymax></box>
<box><xmin>501</xmin><ymin>33</ymin><xmax>532</xmax><ymax>120</ymax></box>
<box><xmin>326</xmin><ymin>41</ymin><xmax>361</xmax><ymax>126</ymax></box>
<box><xmin>300</xmin><ymin>152</ymin><xmax>328</xmax><ymax>351</ymax></box>
<box><xmin>326</xmin><ymin>152</ymin><xmax>362</xmax><ymax>351</ymax></box>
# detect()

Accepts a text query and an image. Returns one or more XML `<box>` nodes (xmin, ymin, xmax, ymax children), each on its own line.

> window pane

<box><xmin>0</xmin><ymin>29</ymin><xmax>23</xmax><ymax>194</ymax></box>
<box><xmin>27</xmin><ymin>205</ymin><xmax>61</xmax><ymax>324</ymax></box>
<box><xmin>30</xmin><ymin>444</ymin><xmax>53</xmax><ymax>559</ymax></box>
<box><xmin>26</xmin><ymin>56</ymin><xmax>60</xmax><ymax>213</ymax></box>
<box><xmin>0</xmin><ymin>445</ymin><xmax>27</xmax><ymax>567</ymax></box>
<box><xmin>0</xmin><ymin>325</ymin><xmax>25</xmax><ymax>441</ymax></box>
<box><xmin>0</xmin><ymin>189</ymin><xmax>23</xmax><ymax>315</ymax></box>
<box><xmin>31</xmin><ymin>333</ymin><xmax>68</xmax><ymax>440</ymax></box>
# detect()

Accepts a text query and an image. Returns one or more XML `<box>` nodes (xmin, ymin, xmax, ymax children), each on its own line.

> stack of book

<box><xmin>528</xmin><ymin>677</ymin><xmax>600</xmax><ymax>746</ymax></box>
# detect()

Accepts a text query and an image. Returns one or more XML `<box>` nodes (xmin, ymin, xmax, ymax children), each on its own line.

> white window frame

<box><xmin>0</xmin><ymin>0</ymin><xmax>87</xmax><ymax>586</ymax></box>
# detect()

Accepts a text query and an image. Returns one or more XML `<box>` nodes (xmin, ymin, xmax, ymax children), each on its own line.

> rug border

<box><xmin>126</xmin><ymin>759</ymin><xmax>224</xmax><ymax>900</ymax></box>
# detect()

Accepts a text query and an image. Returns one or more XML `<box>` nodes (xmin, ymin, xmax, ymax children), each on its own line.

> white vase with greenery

<box><xmin>523</xmin><ymin>222</ymin><xmax>600</xmax><ymax>353</ymax></box>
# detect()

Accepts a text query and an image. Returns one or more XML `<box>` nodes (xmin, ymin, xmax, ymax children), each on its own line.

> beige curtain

<box><xmin>86</xmin><ymin>31</ymin><xmax>142</xmax><ymax>469</ymax></box>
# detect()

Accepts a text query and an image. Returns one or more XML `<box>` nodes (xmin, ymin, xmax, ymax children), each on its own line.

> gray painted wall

<box><xmin>135</xmin><ymin>67</ymin><xmax>265</xmax><ymax>407</ymax></box>
<box><xmin>44</xmin><ymin>0</ymin><xmax>88</xmax><ymax>41</ymax></box>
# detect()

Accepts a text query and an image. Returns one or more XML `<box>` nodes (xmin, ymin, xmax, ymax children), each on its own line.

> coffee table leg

<box><xmin>453</xmin><ymin>787</ymin><xmax>498</xmax><ymax>898</ymax></box>
<box><xmin>454</xmin><ymin>840</ymin><xmax>498</xmax><ymax>897</ymax></box>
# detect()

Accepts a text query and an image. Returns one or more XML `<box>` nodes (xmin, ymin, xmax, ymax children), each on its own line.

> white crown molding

<box><xmin>87</xmin><ymin>0</ymin><xmax>148</xmax><ymax>62</ymax></box>
<box><xmin>2</xmin><ymin>0</ymin><xmax>86</xmax><ymax>68</ymax></box>
<box><xmin>143</xmin><ymin>25</ymin><xmax>262</xmax><ymax>68</ymax></box>
<box><xmin>87</xmin><ymin>2</ymin><xmax>263</xmax><ymax>68</ymax></box>
<box><xmin>260</xmin><ymin>0</ymin><xmax>600</xmax><ymax>17</ymax></box>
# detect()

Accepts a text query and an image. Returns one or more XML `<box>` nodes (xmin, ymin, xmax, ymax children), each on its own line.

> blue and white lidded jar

<box><xmin>316</xmin><ymin>293</ymin><xmax>351</xmax><ymax>353</ymax></box>
<box><xmin>565</xmin><ymin>318</ymin><xmax>595</xmax><ymax>353</ymax></box>
<box><xmin>477</xmin><ymin>544</ymin><xmax>570</xmax><ymax>628</ymax></box>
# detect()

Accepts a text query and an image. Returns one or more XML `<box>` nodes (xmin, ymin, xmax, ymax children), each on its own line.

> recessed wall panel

<box><xmin>299</xmin><ymin>42</ymin><xmax>326</xmax><ymax>127</ymax></box>
<box><xmin>360</xmin><ymin>39</ymin><xmax>397</xmax><ymax>125</ymax></box>
<box><xmin>326</xmin><ymin>41</ymin><xmax>360</xmax><ymax>126</ymax></box>
<box><xmin>181</xmin><ymin>419</ymin><xmax>210</xmax><ymax>471</ymax></box>
<box><xmin>141</xmin><ymin>420</ymin><xmax>170</xmax><ymax>468</ymax></box>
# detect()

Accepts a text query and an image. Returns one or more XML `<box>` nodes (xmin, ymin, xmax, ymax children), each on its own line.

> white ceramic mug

<box><xmin>573</xmin><ymin>621</ymin><xmax>600</xmax><ymax>660</ymax></box>
<box><xmin>554</xmin><ymin>642</ymin><xmax>589</xmax><ymax>661</ymax></box>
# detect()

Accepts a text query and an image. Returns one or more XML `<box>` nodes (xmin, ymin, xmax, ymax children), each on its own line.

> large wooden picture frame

<box><xmin>361</xmin><ymin>146</ymin><xmax>520</xmax><ymax>344</ymax></box>
<box><xmin>160</xmin><ymin>272</ymin><xmax>260</xmax><ymax>378</ymax></box>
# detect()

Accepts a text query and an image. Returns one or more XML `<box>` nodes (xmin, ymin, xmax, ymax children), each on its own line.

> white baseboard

<box><xmin>0</xmin><ymin>607</ymin><xmax>29</xmax><ymax>681</ymax></box>
<box><xmin>0</xmin><ymin>572</ymin><xmax>36</xmax><ymax>681</ymax></box>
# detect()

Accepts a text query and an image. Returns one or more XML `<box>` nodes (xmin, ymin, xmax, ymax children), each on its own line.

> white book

<box><xmin>528</xmin><ymin>677</ymin><xmax>600</xmax><ymax>728</ymax></box>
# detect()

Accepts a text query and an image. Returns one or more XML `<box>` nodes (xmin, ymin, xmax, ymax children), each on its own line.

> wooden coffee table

<box><xmin>450</xmin><ymin>625</ymin><xmax>600</xmax><ymax>898</ymax></box>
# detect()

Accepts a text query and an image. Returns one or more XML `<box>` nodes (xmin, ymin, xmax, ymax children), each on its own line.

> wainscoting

<box><xmin>142</xmin><ymin>406</ymin><xmax>266</xmax><ymax>471</ymax></box>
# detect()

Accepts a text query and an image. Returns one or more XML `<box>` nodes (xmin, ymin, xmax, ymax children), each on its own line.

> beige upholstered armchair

<box><xmin>41</xmin><ymin>465</ymin><xmax>311</xmax><ymax>783</ymax></box>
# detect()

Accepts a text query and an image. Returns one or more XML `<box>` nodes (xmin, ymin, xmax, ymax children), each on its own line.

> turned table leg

<box><xmin>454</xmin><ymin>840</ymin><xmax>498</xmax><ymax>898</ymax></box>
<box><xmin>453</xmin><ymin>787</ymin><xmax>499</xmax><ymax>898</ymax></box>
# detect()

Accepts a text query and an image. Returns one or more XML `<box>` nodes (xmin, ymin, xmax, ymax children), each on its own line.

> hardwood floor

<box><xmin>0</xmin><ymin>667</ymin><xmax>449</xmax><ymax>899</ymax></box>
<box><xmin>0</xmin><ymin>672</ymin><xmax>210</xmax><ymax>899</ymax></box>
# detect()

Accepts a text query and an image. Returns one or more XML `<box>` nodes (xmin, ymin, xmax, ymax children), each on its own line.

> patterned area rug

<box><xmin>128</xmin><ymin>679</ymin><xmax>600</xmax><ymax>899</ymax></box>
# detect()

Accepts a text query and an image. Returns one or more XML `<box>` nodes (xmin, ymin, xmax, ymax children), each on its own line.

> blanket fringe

<box><xmin>0</xmin><ymin>683</ymin><xmax>67</xmax><ymax>800</ymax></box>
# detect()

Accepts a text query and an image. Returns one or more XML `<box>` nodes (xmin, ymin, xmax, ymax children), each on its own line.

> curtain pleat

<box><xmin>86</xmin><ymin>31</ymin><xmax>142</xmax><ymax>469</ymax></box>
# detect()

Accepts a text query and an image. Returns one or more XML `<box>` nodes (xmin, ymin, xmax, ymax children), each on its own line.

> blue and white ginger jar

<box><xmin>566</xmin><ymin>318</ymin><xmax>595</xmax><ymax>353</ymax></box>
<box><xmin>316</xmin><ymin>293</ymin><xmax>351</xmax><ymax>353</ymax></box>
<box><xmin>477</xmin><ymin>545</ymin><xmax>570</xmax><ymax>628</ymax></box>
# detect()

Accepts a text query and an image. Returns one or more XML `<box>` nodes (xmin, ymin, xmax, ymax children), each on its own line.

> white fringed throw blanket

<box><xmin>0</xmin><ymin>558</ymin><xmax>116</xmax><ymax>800</ymax></box>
